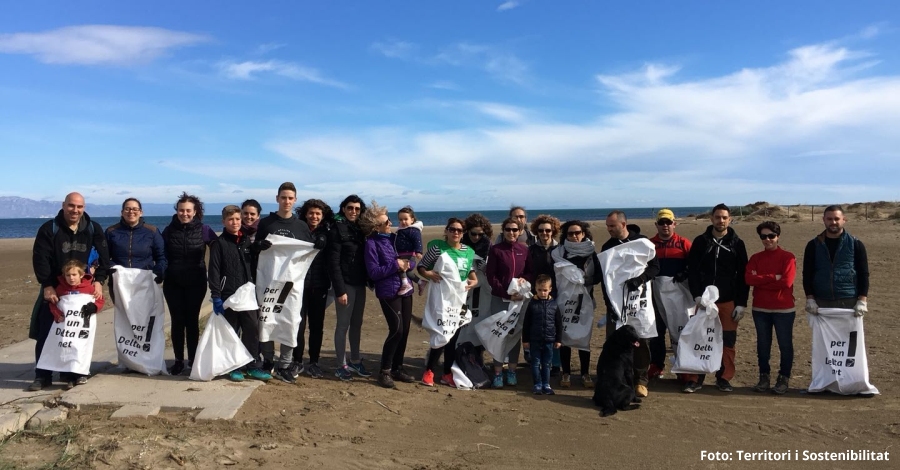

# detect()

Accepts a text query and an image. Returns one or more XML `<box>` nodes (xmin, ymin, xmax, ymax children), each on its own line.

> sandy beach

<box><xmin>1</xmin><ymin>211</ymin><xmax>897</xmax><ymax>469</ymax></box>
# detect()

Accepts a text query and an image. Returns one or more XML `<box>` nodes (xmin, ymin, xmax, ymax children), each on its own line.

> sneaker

<box><xmin>289</xmin><ymin>362</ymin><xmax>304</xmax><ymax>379</ymax></box>
<box><xmin>347</xmin><ymin>361</ymin><xmax>372</xmax><ymax>377</ymax></box>
<box><xmin>716</xmin><ymin>378</ymin><xmax>734</xmax><ymax>392</ymax></box>
<box><xmin>397</xmin><ymin>282</ymin><xmax>413</xmax><ymax>297</ymax></box>
<box><xmin>492</xmin><ymin>373</ymin><xmax>504</xmax><ymax>388</ymax></box>
<box><xmin>440</xmin><ymin>373</ymin><xmax>456</xmax><ymax>388</ymax></box>
<box><xmin>533</xmin><ymin>384</ymin><xmax>543</xmax><ymax>395</ymax></box>
<box><xmin>378</xmin><ymin>370</ymin><xmax>395</xmax><ymax>389</ymax></box>
<box><xmin>306</xmin><ymin>363</ymin><xmax>325</xmax><ymax>379</ymax></box>
<box><xmin>421</xmin><ymin>370</ymin><xmax>435</xmax><ymax>387</ymax></box>
<box><xmin>262</xmin><ymin>360</ymin><xmax>275</xmax><ymax>374</ymax></box>
<box><xmin>635</xmin><ymin>384</ymin><xmax>649</xmax><ymax>397</ymax></box>
<box><xmin>582</xmin><ymin>374</ymin><xmax>594</xmax><ymax>389</ymax></box>
<box><xmin>391</xmin><ymin>369</ymin><xmax>415</xmax><ymax>383</ymax></box>
<box><xmin>560</xmin><ymin>373</ymin><xmax>571</xmax><ymax>388</ymax></box>
<box><xmin>229</xmin><ymin>370</ymin><xmax>245</xmax><ymax>382</ymax></box>
<box><xmin>542</xmin><ymin>386</ymin><xmax>555</xmax><ymax>396</ymax></box>
<box><xmin>506</xmin><ymin>370</ymin><xmax>518</xmax><ymax>386</ymax></box>
<box><xmin>335</xmin><ymin>366</ymin><xmax>353</xmax><ymax>382</ymax></box>
<box><xmin>417</xmin><ymin>280</ymin><xmax>427</xmax><ymax>296</ymax></box>
<box><xmin>76</xmin><ymin>376</ymin><xmax>88</xmax><ymax>386</ymax></box>
<box><xmin>64</xmin><ymin>381</ymin><xmax>76</xmax><ymax>391</ymax></box>
<box><xmin>274</xmin><ymin>367</ymin><xmax>296</xmax><ymax>384</ymax></box>
<box><xmin>682</xmin><ymin>381</ymin><xmax>697</xmax><ymax>393</ymax></box>
<box><xmin>772</xmin><ymin>374</ymin><xmax>789</xmax><ymax>395</ymax></box>
<box><xmin>168</xmin><ymin>360</ymin><xmax>185</xmax><ymax>376</ymax></box>
<box><xmin>648</xmin><ymin>364</ymin><xmax>664</xmax><ymax>380</ymax></box>
<box><xmin>246</xmin><ymin>368</ymin><xmax>272</xmax><ymax>381</ymax></box>
<box><xmin>753</xmin><ymin>373</ymin><xmax>771</xmax><ymax>393</ymax></box>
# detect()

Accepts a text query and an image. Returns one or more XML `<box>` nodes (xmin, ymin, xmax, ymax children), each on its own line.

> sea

<box><xmin>0</xmin><ymin>207</ymin><xmax>711</xmax><ymax>239</ymax></box>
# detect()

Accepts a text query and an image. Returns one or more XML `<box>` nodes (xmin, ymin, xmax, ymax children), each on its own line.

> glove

<box><xmin>212</xmin><ymin>297</ymin><xmax>225</xmax><ymax>315</ymax></box>
<box><xmin>854</xmin><ymin>300</ymin><xmax>867</xmax><ymax>317</ymax></box>
<box><xmin>257</xmin><ymin>240</ymin><xmax>272</xmax><ymax>251</ymax></box>
<box><xmin>624</xmin><ymin>277</ymin><xmax>643</xmax><ymax>291</ymax></box>
<box><xmin>731</xmin><ymin>306</ymin><xmax>745</xmax><ymax>322</ymax></box>
<box><xmin>673</xmin><ymin>271</ymin><xmax>688</xmax><ymax>283</ymax></box>
<box><xmin>154</xmin><ymin>275</ymin><xmax>164</xmax><ymax>284</ymax></box>
<box><xmin>805</xmin><ymin>299</ymin><xmax>819</xmax><ymax>316</ymax></box>
<box><xmin>80</xmin><ymin>302</ymin><xmax>98</xmax><ymax>316</ymax></box>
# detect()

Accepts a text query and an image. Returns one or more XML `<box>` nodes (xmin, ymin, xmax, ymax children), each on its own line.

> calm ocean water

<box><xmin>0</xmin><ymin>207</ymin><xmax>711</xmax><ymax>239</ymax></box>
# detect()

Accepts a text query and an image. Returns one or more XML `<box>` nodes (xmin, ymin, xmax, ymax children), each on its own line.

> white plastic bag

<box><xmin>451</xmin><ymin>362</ymin><xmax>474</xmax><ymax>390</ymax></box>
<box><xmin>554</xmin><ymin>260</ymin><xmax>595</xmax><ymax>351</ymax></box>
<box><xmin>671</xmin><ymin>286</ymin><xmax>722</xmax><ymax>375</ymax></box>
<box><xmin>189</xmin><ymin>313</ymin><xmax>255</xmax><ymax>381</ymax></box>
<box><xmin>223</xmin><ymin>282</ymin><xmax>259</xmax><ymax>311</ymax></box>
<box><xmin>37</xmin><ymin>293</ymin><xmax>97</xmax><ymax>375</ymax></box>
<box><xmin>653</xmin><ymin>276</ymin><xmax>693</xmax><ymax>345</ymax></box>
<box><xmin>112</xmin><ymin>267</ymin><xmax>168</xmax><ymax>375</ymax></box>
<box><xmin>255</xmin><ymin>235</ymin><xmax>318</xmax><ymax>347</ymax></box>
<box><xmin>807</xmin><ymin>308</ymin><xmax>879</xmax><ymax>395</ymax></box>
<box><xmin>598</xmin><ymin>239</ymin><xmax>658</xmax><ymax>339</ymax></box>
<box><xmin>475</xmin><ymin>279</ymin><xmax>532</xmax><ymax>362</ymax></box>
<box><xmin>422</xmin><ymin>253</ymin><xmax>471</xmax><ymax>348</ymax></box>
<box><xmin>457</xmin><ymin>259</ymin><xmax>492</xmax><ymax>347</ymax></box>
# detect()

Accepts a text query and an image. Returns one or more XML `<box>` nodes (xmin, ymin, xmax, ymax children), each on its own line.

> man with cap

<box><xmin>803</xmin><ymin>205</ymin><xmax>869</xmax><ymax>317</ymax></box>
<box><xmin>648</xmin><ymin>209</ymin><xmax>691</xmax><ymax>383</ymax></box>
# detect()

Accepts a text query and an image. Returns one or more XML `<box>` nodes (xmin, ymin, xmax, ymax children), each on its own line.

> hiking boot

<box><xmin>168</xmin><ymin>360</ymin><xmax>185</xmax><ymax>376</ymax></box>
<box><xmin>306</xmin><ymin>363</ymin><xmax>325</xmax><ymax>379</ymax></box>
<box><xmin>378</xmin><ymin>370</ymin><xmax>395</xmax><ymax>389</ymax></box>
<box><xmin>76</xmin><ymin>376</ymin><xmax>88</xmax><ymax>386</ymax></box>
<box><xmin>681</xmin><ymin>381</ymin><xmax>697</xmax><ymax>393</ymax></box>
<box><xmin>229</xmin><ymin>370</ymin><xmax>245</xmax><ymax>382</ymax></box>
<box><xmin>246</xmin><ymin>368</ymin><xmax>272</xmax><ymax>381</ymax></box>
<box><xmin>753</xmin><ymin>373</ymin><xmax>771</xmax><ymax>393</ymax></box>
<box><xmin>335</xmin><ymin>366</ymin><xmax>353</xmax><ymax>382</ymax></box>
<box><xmin>421</xmin><ymin>370</ymin><xmax>435</xmax><ymax>387</ymax></box>
<box><xmin>560</xmin><ymin>373</ymin><xmax>571</xmax><ymax>388</ymax></box>
<box><xmin>492</xmin><ymin>373</ymin><xmax>504</xmax><ymax>388</ymax></box>
<box><xmin>289</xmin><ymin>362</ymin><xmax>304</xmax><ymax>379</ymax></box>
<box><xmin>533</xmin><ymin>384</ymin><xmax>543</xmax><ymax>395</ymax></box>
<box><xmin>716</xmin><ymin>378</ymin><xmax>734</xmax><ymax>392</ymax></box>
<box><xmin>274</xmin><ymin>368</ymin><xmax>296</xmax><ymax>384</ymax></box>
<box><xmin>348</xmin><ymin>361</ymin><xmax>372</xmax><ymax>377</ymax></box>
<box><xmin>773</xmin><ymin>375</ymin><xmax>789</xmax><ymax>395</ymax></box>
<box><xmin>391</xmin><ymin>369</ymin><xmax>415</xmax><ymax>383</ymax></box>
<box><xmin>582</xmin><ymin>374</ymin><xmax>594</xmax><ymax>389</ymax></box>
<box><xmin>635</xmin><ymin>384</ymin><xmax>649</xmax><ymax>398</ymax></box>
<box><xmin>542</xmin><ymin>386</ymin><xmax>555</xmax><ymax>396</ymax></box>
<box><xmin>648</xmin><ymin>364</ymin><xmax>664</xmax><ymax>380</ymax></box>
<box><xmin>506</xmin><ymin>370</ymin><xmax>518</xmax><ymax>386</ymax></box>
<box><xmin>440</xmin><ymin>373</ymin><xmax>456</xmax><ymax>388</ymax></box>
<box><xmin>64</xmin><ymin>381</ymin><xmax>76</xmax><ymax>391</ymax></box>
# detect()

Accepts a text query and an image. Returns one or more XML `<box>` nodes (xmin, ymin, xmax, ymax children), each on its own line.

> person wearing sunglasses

<box><xmin>493</xmin><ymin>206</ymin><xmax>536</xmax><ymax>246</ymax></box>
<box><xmin>745</xmin><ymin>221</ymin><xmax>796</xmax><ymax>395</ymax></box>
<box><xmin>648</xmin><ymin>209</ymin><xmax>691</xmax><ymax>383</ymax></box>
<box><xmin>553</xmin><ymin>220</ymin><xmax>603</xmax><ymax>389</ymax></box>
<box><xmin>485</xmin><ymin>217</ymin><xmax>533</xmax><ymax>387</ymax></box>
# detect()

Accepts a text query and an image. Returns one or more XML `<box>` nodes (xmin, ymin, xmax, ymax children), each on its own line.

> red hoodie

<box><xmin>745</xmin><ymin>247</ymin><xmax>796</xmax><ymax>312</ymax></box>
<box><xmin>49</xmin><ymin>274</ymin><xmax>105</xmax><ymax>322</ymax></box>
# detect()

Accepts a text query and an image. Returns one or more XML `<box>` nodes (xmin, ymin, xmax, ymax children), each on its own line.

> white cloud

<box><xmin>218</xmin><ymin>60</ymin><xmax>350</xmax><ymax>89</ymax></box>
<box><xmin>371</xmin><ymin>39</ymin><xmax>416</xmax><ymax>59</ymax></box>
<box><xmin>0</xmin><ymin>25</ymin><xmax>208</xmax><ymax>65</ymax></box>
<box><xmin>434</xmin><ymin>42</ymin><xmax>530</xmax><ymax>84</ymax></box>
<box><xmin>255</xmin><ymin>42</ymin><xmax>286</xmax><ymax>55</ymax></box>
<box><xmin>497</xmin><ymin>1</ymin><xmax>521</xmax><ymax>12</ymax></box>
<box><xmin>427</xmin><ymin>80</ymin><xmax>460</xmax><ymax>90</ymax></box>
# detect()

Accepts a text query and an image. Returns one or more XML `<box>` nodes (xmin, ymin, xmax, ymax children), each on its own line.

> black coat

<box><xmin>327</xmin><ymin>218</ymin><xmax>368</xmax><ymax>296</ymax></box>
<box><xmin>208</xmin><ymin>231</ymin><xmax>254</xmax><ymax>301</ymax></box>
<box><xmin>32</xmin><ymin>210</ymin><xmax>110</xmax><ymax>288</ymax></box>
<box><xmin>522</xmin><ymin>297</ymin><xmax>562</xmax><ymax>344</ymax></box>
<box><xmin>687</xmin><ymin>226</ymin><xmax>749</xmax><ymax>305</ymax></box>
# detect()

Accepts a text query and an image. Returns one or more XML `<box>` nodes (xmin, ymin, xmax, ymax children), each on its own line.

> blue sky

<box><xmin>1</xmin><ymin>1</ymin><xmax>899</xmax><ymax>210</ymax></box>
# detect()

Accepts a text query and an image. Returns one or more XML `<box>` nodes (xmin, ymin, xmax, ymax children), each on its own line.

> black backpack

<box><xmin>454</xmin><ymin>341</ymin><xmax>491</xmax><ymax>389</ymax></box>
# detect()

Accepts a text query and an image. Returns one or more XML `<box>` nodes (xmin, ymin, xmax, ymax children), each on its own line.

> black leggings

<box><xmin>223</xmin><ymin>308</ymin><xmax>260</xmax><ymax>370</ymax></box>
<box><xmin>427</xmin><ymin>330</ymin><xmax>460</xmax><ymax>376</ymax></box>
<box><xmin>379</xmin><ymin>295</ymin><xmax>413</xmax><ymax>371</ymax></box>
<box><xmin>297</xmin><ymin>287</ymin><xmax>329</xmax><ymax>364</ymax></box>
<box><xmin>649</xmin><ymin>306</ymin><xmax>668</xmax><ymax>368</ymax></box>
<box><xmin>560</xmin><ymin>346</ymin><xmax>591</xmax><ymax>375</ymax></box>
<box><xmin>163</xmin><ymin>276</ymin><xmax>207</xmax><ymax>363</ymax></box>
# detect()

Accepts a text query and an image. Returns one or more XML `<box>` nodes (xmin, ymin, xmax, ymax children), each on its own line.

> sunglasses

<box><xmin>503</xmin><ymin>227</ymin><xmax>520</xmax><ymax>233</ymax></box>
<box><xmin>759</xmin><ymin>233</ymin><xmax>778</xmax><ymax>240</ymax></box>
<box><xmin>656</xmin><ymin>219</ymin><xmax>673</xmax><ymax>226</ymax></box>
<box><xmin>566</xmin><ymin>230</ymin><xmax>583</xmax><ymax>237</ymax></box>
<box><xmin>468</xmin><ymin>231</ymin><xmax>484</xmax><ymax>238</ymax></box>
<box><xmin>447</xmin><ymin>227</ymin><xmax>463</xmax><ymax>234</ymax></box>
<box><xmin>344</xmin><ymin>206</ymin><xmax>361</xmax><ymax>212</ymax></box>
<box><xmin>378</xmin><ymin>218</ymin><xmax>391</xmax><ymax>226</ymax></box>
<box><xmin>537</xmin><ymin>229</ymin><xmax>553</xmax><ymax>234</ymax></box>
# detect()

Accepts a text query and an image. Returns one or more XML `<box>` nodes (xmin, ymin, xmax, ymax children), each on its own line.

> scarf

<box><xmin>463</xmin><ymin>234</ymin><xmax>491</xmax><ymax>261</ymax></box>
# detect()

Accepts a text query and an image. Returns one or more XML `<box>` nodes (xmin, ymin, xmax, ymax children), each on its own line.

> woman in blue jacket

<box><xmin>105</xmin><ymin>198</ymin><xmax>167</xmax><ymax>305</ymax></box>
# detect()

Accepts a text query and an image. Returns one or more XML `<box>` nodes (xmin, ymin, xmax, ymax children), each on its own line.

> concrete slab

<box><xmin>110</xmin><ymin>404</ymin><xmax>160</xmax><ymax>419</ymax></box>
<box><xmin>25</xmin><ymin>407</ymin><xmax>67</xmax><ymax>429</ymax></box>
<box><xmin>0</xmin><ymin>402</ymin><xmax>44</xmax><ymax>438</ymax></box>
<box><xmin>60</xmin><ymin>374</ymin><xmax>262</xmax><ymax>420</ymax></box>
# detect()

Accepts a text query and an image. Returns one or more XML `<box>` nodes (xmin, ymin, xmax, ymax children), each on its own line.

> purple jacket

<box><xmin>365</xmin><ymin>234</ymin><xmax>409</xmax><ymax>299</ymax></box>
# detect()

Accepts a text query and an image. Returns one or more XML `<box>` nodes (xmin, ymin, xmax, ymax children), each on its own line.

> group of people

<box><xmin>29</xmin><ymin>189</ymin><xmax>871</xmax><ymax>400</ymax></box>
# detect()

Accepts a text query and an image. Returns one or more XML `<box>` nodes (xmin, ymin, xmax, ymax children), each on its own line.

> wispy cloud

<box><xmin>0</xmin><ymin>25</ymin><xmax>209</xmax><ymax>65</ymax></box>
<box><xmin>434</xmin><ymin>42</ymin><xmax>530</xmax><ymax>85</ymax></box>
<box><xmin>218</xmin><ymin>60</ymin><xmax>350</xmax><ymax>89</ymax></box>
<box><xmin>370</xmin><ymin>39</ymin><xmax>417</xmax><ymax>59</ymax></box>
<box><xmin>427</xmin><ymin>80</ymin><xmax>460</xmax><ymax>91</ymax></box>
<box><xmin>497</xmin><ymin>1</ymin><xmax>521</xmax><ymax>12</ymax></box>
<box><xmin>255</xmin><ymin>42</ymin><xmax>286</xmax><ymax>55</ymax></box>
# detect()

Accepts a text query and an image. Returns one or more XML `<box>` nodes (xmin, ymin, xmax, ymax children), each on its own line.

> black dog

<box><xmin>593</xmin><ymin>324</ymin><xmax>642</xmax><ymax>417</ymax></box>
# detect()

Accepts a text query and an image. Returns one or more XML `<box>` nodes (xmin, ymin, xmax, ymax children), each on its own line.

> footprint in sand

<box><xmin>517</xmin><ymin>413</ymin><xmax>529</xmax><ymax>426</ymax></box>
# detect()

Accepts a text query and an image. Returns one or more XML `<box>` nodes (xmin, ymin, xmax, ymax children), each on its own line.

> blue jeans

<box><xmin>752</xmin><ymin>311</ymin><xmax>795</xmax><ymax>377</ymax></box>
<box><xmin>529</xmin><ymin>342</ymin><xmax>554</xmax><ymax>388</ymax></box>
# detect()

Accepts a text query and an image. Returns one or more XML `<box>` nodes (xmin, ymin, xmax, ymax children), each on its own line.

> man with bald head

<box><xmin>29</xmin><ymin>192</ymin><xmax>110</xmax><ymax>391</ymax></box>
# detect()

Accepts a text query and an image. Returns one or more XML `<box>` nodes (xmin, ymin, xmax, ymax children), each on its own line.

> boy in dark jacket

<box><xmin>208</xmin><ymin>205</ymin><xmax>272</xmax><ymax>382</ymax></box>
<box><xmin>522</xmin><ymin>275</ymin><xmax>562</xmax><ymax>395</ymax></box>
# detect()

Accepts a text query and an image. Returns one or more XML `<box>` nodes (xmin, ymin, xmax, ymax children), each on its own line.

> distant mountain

<box><xmin>0</xmin><ymin>197</ymin><xmax>273</xmax><ymax>219</ymax></box>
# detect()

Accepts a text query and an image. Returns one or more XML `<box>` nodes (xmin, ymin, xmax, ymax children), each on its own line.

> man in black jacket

<box><xmin>29</xmin><ymin>192</ymin><xmax>110</xmax><ymax>391</ymax></box>
<box><xmin>686</xmin><ymin>204</ymin><xmax>749</xmax><ymax>393</ymax></box>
